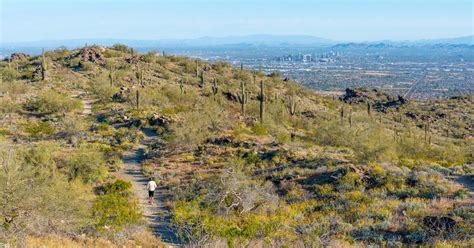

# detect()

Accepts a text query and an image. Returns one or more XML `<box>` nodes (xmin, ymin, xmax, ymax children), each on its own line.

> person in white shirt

<box><xmin>147</xmin><ymin>178</ymin><xmax>158</xmax><ymax>205</ymax></box>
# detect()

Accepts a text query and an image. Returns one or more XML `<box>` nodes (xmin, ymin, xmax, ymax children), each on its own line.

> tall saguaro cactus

<box><xmin>286</xmin><ymin>95</ymin><xmax>297</xmax><ymax>117</ymax></box>
<box><xmin>240</xmin><ymin>62</ymin><xmax>243</xmax><ymax>71</ymax></box>
<box><xmin>108</xmin><ymin>67</ymin><xmax>114</xmax><ymax>86</ymax></box>
<box><xmin>340</xmin><ymin>107</ymin><xmax>345</xmax><ymax>125</ymax></box>
<box><xmin>136</xmin><ymin>90</ymin><xmax>140</xmax><ymax>109</ymax></box>
<box><xmin>238</xmin><ymin>81</ymin><xmax>248</xmax><ymax>116</ymax></box>
<box><xmin>41</xmin><ymin>48</ymin><xmax>48</xmax><ymax>81</ymax></box>
<box><xmin>200</xmin><ymin>71</ymin><xmax>205</xmax><ymax>87</ymax></box>
<box><xmin>211</xmin><ymin>78</ymin><xmax>219</xmax><ymax>100</ymax></box>
<box><xmin>179</xmin><ymin>80</ymin><xmax>184</xmax><ymax>95</ymax></box>
<box><xmin>258</xmin><ymin>80</ymin><xmax>265</xmax><ymax>124</ymax></box>
<box><xmin>195</xmin><ymin>60</ymin><xmax>199</xmax><ymax>78</ymax></box>
<box><xmin>367</xmin><ymin>102</ymin><xmax>371</xmax><ymax>117</ymax></box>
<box><xmin>136</xmin><ymin>67</ymin><xmax>144</xmax><ymax>86</ymax></box>
<box><xmin>349</xmin><ymin>109</ymin><xmax>353</xmax><ymax>128</ymax></box>
<box><xmin>424</xmin><ymin>121</ymin><xmax>431</xmax><ymax>144</ymax></box>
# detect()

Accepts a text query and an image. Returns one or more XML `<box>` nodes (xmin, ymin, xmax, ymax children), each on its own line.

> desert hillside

<box><xmin>0</xmin><ymin>45</ymin><xmax>473</xmax><ymax>247</ymax></box>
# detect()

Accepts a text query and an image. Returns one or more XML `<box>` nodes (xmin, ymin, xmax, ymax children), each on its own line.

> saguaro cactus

<box><xmin>200</xmin><ymin>71</ymin><xmax>205</xmax><ymax>87</ymax></box>
<box><xmin>136</xmin><ymin>68</ymin><xmax>144</xmax><ymax>86</ymax></box>
<box><xmin>367</xmin><ymin>102</ymin><xmax>371</xmax><ymax>117</ymax></box>
<box><xmin>240</xmin><ymin>62</ymin><xmax>243</xmax><ymax>71</ymax></box>
<box><xmin>136</xmin><ymin>90</ymin><xmax>140</xmax><ymax>109</ymax></box>
<box><xmin>41</xmin><ymin>48</ymin><xmax>48</xmax><ymax>80</ymax></box>
<box><xmin>108</xmin><ymin>67</ymin><xmax>114</xmax><ymax>86</ymax></box>
<box><xmin>348</xmin><ymin>109</ymin><xmax>353</xmax><ymax>128</ymax></box>
<box><xmin>179</xmin><ymin>80</ymin><xmax>184</xmax><ymax>95</ymax></box>
<box><xmin>238</xmin><ymin>81</ymin><xmax>248</xmax><ymax>116</ymax></box>
<box><xmin>211</xmin><ymin>78</ymin><xmax>219</xmax><ymax>100</ymax></box>
<box><xmin>286</xmin><ymin>95</ymin><xmax>297</xmax><ymax>116</ymax></box>
<box><xmin>257</xmin><ymin>80</ymin><xmax>265</xmax><ymax>124</ymax></box>
<box><xmin>340</xmin><ymin>107</ymin><xmax>345</xmax><ymax>125</ymax></box>
<box><xmin>195</xmin><ymin>60</ymin><xmax>199</xmax><ymax>78</ymax></box>
<box><xmin>424</xmin><ymin>121</ymin><xmax>431</xmax><ymax>144</ymax></box>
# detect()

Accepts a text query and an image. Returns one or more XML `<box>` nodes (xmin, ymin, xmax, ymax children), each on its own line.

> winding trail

<box><xmin>450</xmin><ymin>174</ymin><xmax>474</xmax><ymax>201</ymax></box>
<box><xmin>78</xmin><ymin>94</ymin><xmax>181</xmax><ymax>245</ymax></box>
<box><xmin>119</xmin><ymin>129</ymin><xmax>181</xmax><ymax>245</ymax></box>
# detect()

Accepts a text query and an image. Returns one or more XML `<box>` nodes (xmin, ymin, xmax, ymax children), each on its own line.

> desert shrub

<box><xmin>0</xmin><ymin>80</ymin><xmax>28</xmax><ymax>100</ymax></box>
<box><xmin>57</xmin><ymin>115</ymin><xmax>87</xmax><ymax>139</ymax></box>
<box><xmin>174</xmin><ymin>166</ymin><xmax>280</xmax><ymax>245</ymax></box>
<box><xmin>155</xmin><ymin>56</ymin><xmax>170</xmax><ymax>67</ymax></box>
<box><xmin>0</xmin><ymin>143</ymin><xmax>93</xmax><ymax>243</ymax></box>
<box><xmin>93</xmin><ymin>180</ymin><xmax>141</xmax><ymax>231</ymax></box>
<box><xmin>170</xmin><ymin>100</ymin><xmax>232</xmax><ymax>149</ymax></box>
<box><xmin>112</xmin><ymin>44</ymin><xmax>129</xmax><ymax>53</ymax></box>
<box><xmin>25</xmin><ymin>90</ymin><xmax>81</xmax><ymax>114</ymax></box>
<box><xmin>0</xmin><ymin>67</ymin><xmax>19</xmax><ymax>82</ymax></box>
<box><xmin>0</xmin><ymin>96</ymin><xmax>20</xmax><ymax>113</ymax></box>
<box><xmin>63</xmin><ymin>144</ymin><xmax>108</xmax><ymax>183</ymax></box>
<box><xmin>250</xmin><ymin>123</ymin><xmax>268</xmax><ymax>136</ymax></box>
<box><xmin>212</xmin><ymin>61</ymin><xmax>230</xmax><ymax>74</ymax></box>
<box><xmin>91</xmin><ymin>78</ymin><xmax>117</xmax><ymax>102</ymax></box>
<box><xmin>181</xmin><ymin>60</ymin><xmax>196</xmax><ymax>74</ymax></box>
<box><xmin>80</xmin><ymin>61</ymin><xmax>95</xmax><ymax>71</ymax></box>
<box><xmin>23</xmin><ymin>121</ymin><xmax>54</xmax><ymax>139</ymax></box>
<box><xmin>142</xmin><ymin>51</ymin><xmax>157</xmax><ymax>63</ymax></box>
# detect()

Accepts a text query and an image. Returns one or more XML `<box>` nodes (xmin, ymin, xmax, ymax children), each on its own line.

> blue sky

<box><xmin>1</xmin><ymin>0</ymin><xmax>472</xmax><ymax>42</ymax></box>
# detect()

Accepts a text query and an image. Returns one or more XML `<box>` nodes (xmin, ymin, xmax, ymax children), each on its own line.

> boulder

<box><xmin>222</xmin><ymin>91</ymin><xmax>239</xmax><ymax>102</ymax></box>
<box><xmin>423</xmin><ymin>216</ymin><xmax>456</xmax><ymax>232</ymax></box>
<box><xmin>8</xmin><ymin>53</ymin><xmax>30</xmax><ymax>61</ymax></box>
<box><xmin>148</xmin><ymin>114</ymin><xmax>173</xmax><ymax>127</ymax></box>
<box><xmin>125</xmin><ymin>55</ymin><xmax>141</xmax><ymax>64</ymax></box>
<box><xmin>80</xmin><ymin>47</ymin><xmax>105</xmax><ymax>64</ymax></box>
<box><xmin>340</xmin><ymin>88</ymin><xmax>408</xmax><ymax>112</ymax></box>
<box><xmin>32</xmin><ymin>66</ymin><xmax>43</xmax><ymax>80</ymax></box>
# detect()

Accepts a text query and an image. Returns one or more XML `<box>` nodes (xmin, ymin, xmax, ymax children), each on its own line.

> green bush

<box><xmin>25</xmin><ymin>90</ymin><xmax>81</xmax><ymax>114</ymax></box>
<box><xmin>24</xmin><ymin>121</ymin><xmax>54</xmax><ymax>139</ymax></box>
<box><xmin>251</xmin><ymin>123</ymin><xmax>268</xmax><ymax>136</ymax></box>
<box><xmin>64</xmin><ymin>144</ymin><xmax>108</xmax><ymax>183</ymax></box>
<box><xmin>93</xmin><ymin>180</ymin><xmax>142</xmax><ymax>231</ymax></box>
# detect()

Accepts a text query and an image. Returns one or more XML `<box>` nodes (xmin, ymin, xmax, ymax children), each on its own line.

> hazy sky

<box><xmin>1</xmin><ymin>0</ymin><xmax>472</xmax><ymax>42</ymax></box>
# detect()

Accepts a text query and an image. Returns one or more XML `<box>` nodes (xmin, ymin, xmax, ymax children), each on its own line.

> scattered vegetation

<box><xmin>0</xmin><ymin>45</ymin><xmax>472</xmax><ymax>247</ymax></box>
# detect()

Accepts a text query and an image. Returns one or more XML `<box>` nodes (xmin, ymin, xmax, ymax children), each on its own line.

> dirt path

<box><xmin>119</xmin><ymin>128</ymin><xmax>181</xmax><ymax>246</ymax></box>
<box><xmin>78</xmin><ymin>95</ymin><xmax>181</xmax><ymax>245</ymax></box>
<box><xmin>451</xmin><ymin>174</ymin><xmax>474</xmax><ymax>200</ymax></box>
<box><xmin>72</xmin><ymin>90</ymin><xmax>95</xmax><ymax>116</ymax></box>
<box><xmin>82</xmin><ymin>99</ymin><xmax>94</xmax><ymax>115</ymax></box>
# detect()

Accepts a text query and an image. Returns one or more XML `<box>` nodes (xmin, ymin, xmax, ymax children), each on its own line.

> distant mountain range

<box><xmin>1</xmin><ymin>34</ymin><xmax>472</xmax><ymax>52</ymax></box>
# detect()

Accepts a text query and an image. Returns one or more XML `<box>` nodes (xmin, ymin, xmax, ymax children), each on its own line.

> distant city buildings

<box><xmin>274</xmin><ymin>51</ymin><xmax>340</xmax><ymax>63</ymax></box>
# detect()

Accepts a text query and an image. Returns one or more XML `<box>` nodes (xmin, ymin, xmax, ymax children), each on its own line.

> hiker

<box><xmin>147</xmin><ymin>178</ymin><xmax>157</xmax><ymax>205</ymax></box>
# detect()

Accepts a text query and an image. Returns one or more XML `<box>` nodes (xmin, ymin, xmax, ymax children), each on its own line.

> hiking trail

<box><xmin>78</xmin><ymin>96</ymin><xmax>181</xmax><ymax>246</ymax></box>
<box><xmin>119</xmin><ymin>128</ymin><xmax>181</xmax><ymax>245</ymax></box>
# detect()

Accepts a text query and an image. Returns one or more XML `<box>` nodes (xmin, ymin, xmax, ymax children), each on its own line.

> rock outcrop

<box><xmin>7</xmin><ymin>53</ymin><xmax>30</xmax><ymax>61</ymax></box>
<box><xmin>340</xmin><ymin>88</ymin><xmax>408</xmax><ymax>112</ymax></box>
<box><xmin>79</xmin><ymin>46</ymin><xmax>105</xmax><ymax>64</ymax></box>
